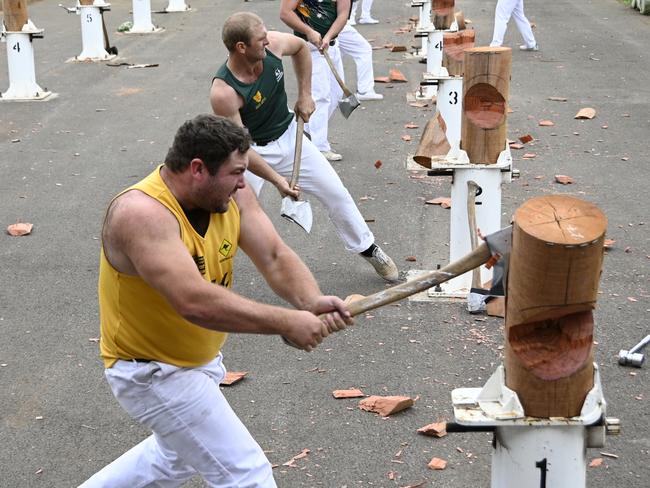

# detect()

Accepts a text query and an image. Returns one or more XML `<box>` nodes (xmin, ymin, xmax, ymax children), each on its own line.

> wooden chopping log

<box><xmin>443</xmin><ymin>29</ymin><xmax>475</xmax><ymax>77</ymax></box>
<box><xmin>432</xmin><ymin>0</ymin><xmax>455</xmax><ymax>30</ymax></box>
<box><xmin>413</xmin><ymin>111</ymin><xmax>451</xmax><ymax>168</ymax></box>
<box><xmin>505</xmin><ymin>195</ymin><xmax>607</xmax><ymax>418</ymax></box>
<box><xmin>460</xmin><ymin>46</ymin><xmax>511</xmax><ymax>164</ymax></box>
<box><xmin>79</xmin><ymin>0</ymin><xmax>95</xmax><ymax>5</ymax></box>
<box><xmin>3</xmin><ymin>0</ymin><xmax>28</xmax><ymax>31</ymax></box>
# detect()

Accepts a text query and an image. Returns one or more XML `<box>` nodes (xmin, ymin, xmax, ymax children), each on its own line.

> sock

<box><xmin>360</xmin><ymin>243</ymin><xmax>377</xmax><ymax>257</ymax></box>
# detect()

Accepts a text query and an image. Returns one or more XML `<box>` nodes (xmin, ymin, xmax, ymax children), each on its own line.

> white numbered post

<box><xmin>128</xmin><ymin>0</ymin><xmax>161</xmax><ymax>33</ymax></box>
<box><xmin>165</xmin><ymin>0</ymin><xmax>190</xmax><ymax>12</ymax></box>
<box><xmin>75</xmin><ymin>3</ymin><xmax>113</xmax><ymax>61</ymax></box>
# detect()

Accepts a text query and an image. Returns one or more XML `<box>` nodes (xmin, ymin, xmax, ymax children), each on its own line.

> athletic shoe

<box><xmin>321</xmin><ymin>150</ymin><xmax>342</xmax><ymax>161</ymax></box>
<box><xmin>519</xmin><ymin>44</ymin><xmax>539</xmax><ymax>51</ymax></box>
<box><xmin>358</xmin><ymin>17</ymin><xmax>379</xmax><ymax>24</ymax></box>
<box><xmin>356</xmin><ymin>90</ymin><xmax>383</xmax><ymax>101</ymax></box>
<box><xmin>362</xmin><ymin>245</ymin><xmax>399</xmax><ymax>282</ymax></box>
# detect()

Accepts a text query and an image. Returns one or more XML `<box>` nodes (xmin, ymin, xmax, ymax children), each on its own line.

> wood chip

<box><xmin>389</xmin><ymin>69</ymin><xmax>408</xmax><ymax>83</ymax></box>
<box><xmin>575</xmin><ymin>107</ymin><xmax>596</xmax><ymax>119</ymax></box>
<box><xmin>390</xmin><ymin>45</ymin><xmax>407</xmax><ymax>52</ymax></box>
<box><xmin>539</xmin><ymin>120</ymin><xmax>555</xmax><ymax>126</ymax></box>
<box><xmin>282</xmin><ymin>448</ymin><xmax>310</xmax><ymax>467</ymax></box>
<box><xmin>509</xmin><ymin>142</ymin><xmax>524</xmax><ymax>149</ymax></box>
<box><xmin>7</xmin><ymin>222</ymin><xmax>34</xmax><ymax>236</ymax></box>
<box><xmin>417</xmin><ymin>422</ymin><xmax>447</xmax><ymax>438</ymax></box>
<box><xmin>518</xmin><ymin>134</ymin><xmax>534</xmax><ymax>144</ymax></box>
<box><xmin>358</xmin><ymin>395</ymin><xmax>414</xmax><ymax>416</ymax></box>
<box><xmin>374</xmin><ymin>76</ymin><xmax>391</xmax><ymax>83</ymax></box>
<box><xmin>604</xmin><ymin>239</ymin><xmax>615</xmax><ymax>249</ymax></box>
<box><xmin>332</xmin><ymin>388</ymin><xmax>365</xmax><ymax>399</ymax></box>
<box><xmin>589</xmin><ymin>457</ymin><xmax>603</xmax><ymax>467</ymax></box>
<box><xmin>401</xmin><ymin>135</ymin><xmax>412</xmax><ymax>142</ymax></box>
<box><xmin>554</xmin><ymin>174</ymin><xmax>574</xmax><ymax>185</ymax></box>
<box><xmin>599</xmin><ymin>452</ymin><xmax>619</xmax><ymax>459</ymax></box>
<box><xmin>427</xmin><ymin>457</ymin><xmax>447</xmax><ymax>470</ymax></box>
<box><xmin>425</xmin><ymin>197</ymin><xmax>451</xmax><ymax>208</ymax></box>
<box><xmin>409</xmin><ymin>101</ymin><xmax>429</xmax><ymax>108</ymax></box>
<box><xmin>522</xmin><ymin>153</ymin><xmax>537</xmax><ymax>159</ymax></box>
<box><xmin>404</xmin><ymin>123</ymin><xmax>419</xmax><ymax>129</ymax></box>
<box><xmin>405</xmin><ymin>256</ymin><xmax>417</xmax><ymax>262</ymax></box>
<box><xmin>548</xmin><ymin>96</ymin><xmax>568</xmax><ymax>102</ymax></box>
<box><xmin>374</xmin><ymin>160</ymin><xmax>383</xmax><ymax>169</ymax></box>
<box><xmin>400</xmin><ymin>481</ymin><xmax>427</xmax><ymax>488</ymax></box>
<box><xmin>220</xmin><ymin>371</ymin><xmax>248</xmax><ymax>386</ymax></box>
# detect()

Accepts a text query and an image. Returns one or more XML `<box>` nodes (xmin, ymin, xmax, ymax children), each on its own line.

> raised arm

<box><xmin>210</xmin><ymin>79</ymin><xmax>299</xmax><ymax>198</ymax></box>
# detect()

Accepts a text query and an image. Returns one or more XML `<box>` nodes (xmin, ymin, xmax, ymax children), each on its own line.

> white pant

<box><xmin>248</xmin><ymin>117</ymin><xmax>374</xmax><ymax>254</ymax></box>
<box><xmin>79</xmin><ymin>355</ymin><xmax>276</xmax><ymax>488</ymax></box>
<box><xmin>490</xmin><ymin>0</ymin><xmax>536</xmax><ymax>48</ymax></box>
<box><xmin>352</xmin><ymin>0</ymin><xmax>375</xmax><ymax>20</ymax></box>
<box><xmin>306</xmin><ymin>43</ymin><xmax>343</xmax><ymax>152</ymax></box>
<box><xmin>338</xmin><ymin>24</ymin><xmax>375</xmax><ymax>95</ymax></box>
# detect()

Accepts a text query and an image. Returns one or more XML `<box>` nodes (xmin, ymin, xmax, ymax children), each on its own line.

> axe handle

<box><xmin>282</xmin><ymin>242</ymin><xmax>492</xmax><ymax>349</ymax></box>
<box><xmin>467</xmin><ymin>180</ymin><xmax>481</xmax><ymax>289</ymax></box>
<box><xmin>322</xmin><ymin>50</ymin><xmax>353</xmax><ymax>98</ymax></box>
<box><xmin>289</xmin><ymin>118</ymin><xmax>304</xmax><ymax>189</ymax></box>
<box><xmin>345</xmin><ymin>242</ymin><xmax>491</xmax><ymax>317</ymax></box>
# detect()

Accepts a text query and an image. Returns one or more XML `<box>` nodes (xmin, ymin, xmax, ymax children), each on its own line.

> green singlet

<box><xmin>214</xmin><ymin>50</ymin><xmax>293</xmax><ymax>145</ymax></box>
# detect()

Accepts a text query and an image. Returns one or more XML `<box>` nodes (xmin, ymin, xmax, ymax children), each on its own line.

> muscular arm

<box><xmin>235</xmin><ymin>185</ymin><xmax>353</xmax><ymax>327</ymax></box>
<box><xmin>210</xmin><ymin>79</ymin><xmax>299</xmax><ymax>198</ymax></box>
<box><xmin>280</xmin><ymin>0</ymin><xmax>351</xmax><ymax>51</ymax></box>
<box><xmin>102</xmin><ymin>189</ymin><xmax>343</xmax><ymax>350</ymax></box>
<box><xmin>266</xmin><ymin>31</ymin><xmax>314</xmax><ymax>121</ymax></box>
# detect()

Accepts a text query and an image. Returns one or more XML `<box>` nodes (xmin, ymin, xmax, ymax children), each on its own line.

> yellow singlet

<box><xmin>98</xmin><ymin>166</ymin><xmax>240</xmax><ymax>368</ymax></box>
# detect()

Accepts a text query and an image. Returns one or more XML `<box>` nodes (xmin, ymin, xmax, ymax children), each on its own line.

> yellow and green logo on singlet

<box><xmin>253</xmin><ymin>90</ymin><xmax>266</xmax><ymax>108</ymax></box>
<box><xmin>219</xmin><ymin>239</ymin><xmax>233</xmax><ymax>258</ymax></box>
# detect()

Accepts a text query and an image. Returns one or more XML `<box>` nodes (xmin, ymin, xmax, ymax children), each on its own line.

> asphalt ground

<box><xmin>1</xmin><ymin>0</ymin><xmax>649</xmax><ymax>487</ymax></box>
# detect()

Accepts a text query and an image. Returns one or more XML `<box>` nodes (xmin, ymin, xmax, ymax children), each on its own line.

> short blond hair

<box><xmin>222</xmin><ymin>12</ymin><xmax>263</xmax><ymax>52</ymax></box>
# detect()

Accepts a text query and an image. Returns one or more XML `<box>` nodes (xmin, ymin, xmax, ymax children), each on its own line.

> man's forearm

<box><xmin>292</xmin><ymin>42</ymin><xmax>312</xmax><ymax>99</ymax></box>
<box><xmin>247</xmin><ymin>149</ymin><xmax>284</xmax><ymax>187</ymax></box>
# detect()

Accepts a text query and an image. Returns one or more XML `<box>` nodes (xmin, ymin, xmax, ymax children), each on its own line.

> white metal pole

<box><xmin>130</xmin><ymin>0</ymin><xmax>156</xmax><ymax>33</ymax></box>
<box><xmin>165</xmin><ymin>0</ymin><xmax>190</xmax><ymax>12</ymax></box>
<box><xmin>1</xmin><ymin>31</ymin><xmax>51</xmax><ymax>100</ymax></box>
<box><xmin>76</xmin><ymin>6</ymin><xmax>110</xmax><ymax>60</ymax></box>
<box><xmin>436</xmin><ymin>77</ymin><xmax>463</xmax><ymax>147</ymax></box>
<box><xmin>426</xmin><ymin>30</ymin><xmax>444</xmax><ymax>75</ymax></box>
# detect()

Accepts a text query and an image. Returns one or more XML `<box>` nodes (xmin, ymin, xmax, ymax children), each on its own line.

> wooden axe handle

<box><xmin>345</xmin><ymin>242</ymin><xmax>491</xmax><ymax>317</ymax></box>
<box><xmin>289</xmin><ymin>118</ymin><xmax>304</xmax><ymax>189</ymax></box>
<box><xmin>467</xmin><ymin>180</ymin><xmax>481</xmax><ymax>289</ymax></box>
<box><xmin>322</xmin><ymin>50</ymin><xmax>353</xmax><ymax>98</ymax></box>
<box><xmin>282</xmin><ymin>242</ymin><xmax>491</xmax><ymax>349</ymax></box>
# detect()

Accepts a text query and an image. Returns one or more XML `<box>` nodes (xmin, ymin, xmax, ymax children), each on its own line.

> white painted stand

<box><xmin>1</xmin><ymin>21</ymin><xmax>53</xmax><ymax>101</ymax></box>
<box><xmin>127</xmin><ymin>0</ymin><xmax>163</xmax><ymax>34</ymax></box>
<box><xmin>411</xmin><ymin>0</ymin><xmax>432</xmax><ymax>58</ymax></box>
<box><xmin>73</xmin><ymin>2</ymin><xmax>114</xmax><ymax>61</ymax></box>
<box><xmin>414</xmin><ymin>22</ymin><xmax>458</xmax><ymax>100</ymax></box>
<box><xmin>435</xmin><ymin>76</ymin><xmax>463</xmax><ymax>147</ymax></box>
<box><xmin>451</xmin><ymin>364</ymin><xmax>617</xmax><ymax>488</ymax></box>
<box><xmin>165</xmin><ymin>0</ymin><xmax>191</xmax><ymax>12</ymax></box>
<box><xmin>405</xmin><ymin>144</ymin><xmax>512</xmax><ymax>299</ymax></box>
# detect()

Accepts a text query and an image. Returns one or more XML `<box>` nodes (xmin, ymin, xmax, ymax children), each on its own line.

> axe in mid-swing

<box><xmin>282</xmin><ymin>226</ymin><xmax>513</xmax><ymax>348</ymax></box>
<box><xmin>322</xmin><ymin>49</ymin><xmax>360</xmax><ymax>119</ymax></box>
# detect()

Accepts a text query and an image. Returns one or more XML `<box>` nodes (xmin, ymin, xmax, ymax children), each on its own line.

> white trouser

<box><xmin>248</xmin><ymin>117</ymin><xmax>374</xmax><ymax>254</ymax></box>
<box><xmin>338</xmin><ymin>24</ymin><xmax>375</xmax><ymax>95</ymax></box>
<box><xmin>490</xmin><ymin>0</ymin><xmax>536</xmax><ymax>48</ymax></box>
<box><xmin>352</xmin><ymin>0</ymin><xmax>375</xmax><ymax>20</ymax></box>
<box><xmin>306</xmin><ymin>42</ymin><xmax>343</xmax><ymax>152</ymax></box>
<box><xmin>79</xmin><ymin>355</ymin><xmax>276</xmax><ymax>488</ymax></box>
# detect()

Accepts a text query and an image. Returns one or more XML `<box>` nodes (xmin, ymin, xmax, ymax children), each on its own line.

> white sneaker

<box><xmin>321</xmin><ymin>150</ymin><xmax>342</xmax><ymax>161</ymax></box>
<box><xmin>362</xmin><ymin>245</ymin><xmax>399</xmax><ymax>282</ymax></box>
<box><xmin>356</xmin><ymin>91</ymin><xmax>383</xmax><ymax>101</ymax></box>
<box><xmin>358</xmin><ymin>17</ymin><xmax>379</xmax><ymax>24</ymax></box>
<box><xmin>347</xmin><ymin>18</ymin><xmax>357</xmax><ymax>26</ymax></box>
<box><xmin>519</xmin><ymin>44</ymin><xmax>539</xmax><ymax>51</ymax></box>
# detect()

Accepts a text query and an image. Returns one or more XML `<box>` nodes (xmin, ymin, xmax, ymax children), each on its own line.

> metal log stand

<box><xmin>1</xmin><ymin>0</ymin><xmax>53</xmax><ymax>101</ymax></box>
<box><xmin>450</xmin><ymin>196</ymin><xmax>619</xmax><ymax>487</ymax></box>
<box><xmin>60</xmin><ymin>1</ymin><xmax>116</xmax><ymax>62</ymax></box>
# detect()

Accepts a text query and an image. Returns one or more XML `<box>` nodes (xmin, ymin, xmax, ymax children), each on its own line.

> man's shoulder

<box><xmin>108</xmin><ymin>190</ymin><xmax>176</xmax><ymax>231</ymax></box>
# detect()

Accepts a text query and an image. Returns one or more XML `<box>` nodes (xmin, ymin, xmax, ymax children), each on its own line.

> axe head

<box><xmin>338</xmin><ymin>94</ymin><xmax>360</xmax><ymax>119</ymax></box>
<box><xmin>281</xmin><ymin>197</ymin><xmax>313</xmax><ymax>233</ymax></box>
<box><xmin>484</xmin><ymin>226</ymin><xmax>512</xmax><ymax>297</ymax></box>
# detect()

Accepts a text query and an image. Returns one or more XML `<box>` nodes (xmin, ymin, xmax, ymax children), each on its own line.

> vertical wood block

<box><xmin>505</xmin><ymin>195</ymin><xmax>607</xmax><ymax>418</ymax></box>
<box><xmin>3</xmin><ymin>0</ymin><xmax>28</xmax><ymax>31</ymax></box>
<box><xmin>461</xmin><ymin>47</ymin><xmax>512</xmax><ymax>164</ymax></box>
<box><xmin>432</xmin><ymin>0</ymin><xmax>455</xmax><ymax>30</ymax></box>
<box><xmin>443</xmin><ymin>29</ymin><xmax>475</xmax><ymax>77</ymax></box>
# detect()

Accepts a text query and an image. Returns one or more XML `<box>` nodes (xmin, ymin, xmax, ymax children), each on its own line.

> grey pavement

<box><xmin>1</xmin><ymin>0</ymin><xmax>649</xmax><ymax>487</ymax></box>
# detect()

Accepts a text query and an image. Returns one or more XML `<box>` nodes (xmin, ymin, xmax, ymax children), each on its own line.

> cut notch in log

<box><xmin>505</xmin><ymin>195</ymin><xmax>607</xmax><ymax>418</ymax></box>
<box><xmin>461</xmin><ymin>46</ymin><xmax>512</xmax><ymax>164</ymax></box>
<box><xmin>413</xmin><ymin>111</ymin><xmax>451</xmax><ymax>168</ymax></box>
<box><xmin>454</xmin><ymin>10</ymin><xmax>466</xmax><ymax>30</ymax></box>
<box><xmin>3</xmin><ymin>0</ymin><xmax>29</xmax><ymax>31</ymax></box>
